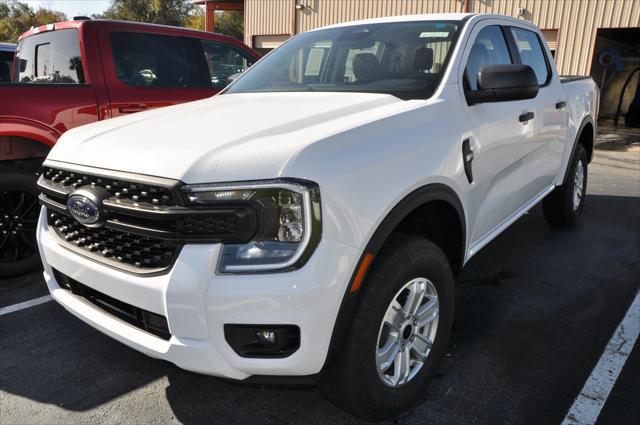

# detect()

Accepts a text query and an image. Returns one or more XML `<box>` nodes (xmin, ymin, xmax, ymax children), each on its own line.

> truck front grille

<box><xmin>42</xmin><ymin>166</ymin><xmax>177</xmax><ymax>207</ymax></box>
<box><xmin>48</xmin><ymin>212</ymin><xmax>179</xmax><ymax>272</ymax></box>
<box><xmin>38</xmin><ymin>163</ymin><xmax>258</xmax><ymax>275</ymax></box>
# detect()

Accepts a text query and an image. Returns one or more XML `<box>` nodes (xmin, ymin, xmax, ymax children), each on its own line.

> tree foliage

<box><xmin>185</xmin><ymin>9</ymin><xmax>243</xmax><ymax>41</ymax></box>
<box><xmin>100</xmin><ymin>0</ymin><xmax>197</xmax><ymax>28</ymax></box>
<box><xmin>215</xmin><ymin>11</ymin><xmax>244</xmax><ymax>40</ymax></box>
<box><xmin>0</xmin><ymin>0</ymin><xmax>245</xmax><ymax>44</ymax></box>
<box><xmin>0</xmin><ymin>0</ymin><xmax>66</xmax><ymax>43</ymax></box>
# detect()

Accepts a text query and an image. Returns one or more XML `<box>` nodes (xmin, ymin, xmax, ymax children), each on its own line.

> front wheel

<box><xmin>0</xmin><ymin>169</ymin><xmax>42</xmax><ymax>278</ymax></box>
<box><xmin>543</xmin><ymin>144</ymin><xmax>588</xmax><ymax>227</ymax></box>
<box><xmin>320</xmin><ymin>234</ymin><xmax>454</xmax><ymax>421</ymax></box>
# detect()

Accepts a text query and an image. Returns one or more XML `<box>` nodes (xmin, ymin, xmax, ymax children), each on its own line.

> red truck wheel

<box><xmin>0</xmin><ymin>170</ymin><xmax>42</xmax><ymax>278</ymax></box>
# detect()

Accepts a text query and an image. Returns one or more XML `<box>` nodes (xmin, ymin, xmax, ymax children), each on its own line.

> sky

<box><xmin>25</xmin><ymin>1</ymin><xmax>111</xmax><ymax>18</ymax></box>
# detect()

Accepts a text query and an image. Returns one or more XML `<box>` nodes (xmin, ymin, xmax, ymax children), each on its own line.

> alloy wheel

<box><xmin>375</xmin><ymin>277</ymin><xmax>440</xmax><ymax>388</ymax></box>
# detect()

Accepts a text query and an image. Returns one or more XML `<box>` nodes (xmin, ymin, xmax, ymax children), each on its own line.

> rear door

<box><xmin>460</xmin><ymin>22</ymin><xmax>540</xmax><ymax>247</ymax></box>
<box><xmin>509</xmin><ymin>26</ymin><xmax>568</xmax><ymax>188</ymax></box>
<box><xmin>99</xmin><ymin>27</ymin><xmax>216</xmax><ymax>118</ymax></box>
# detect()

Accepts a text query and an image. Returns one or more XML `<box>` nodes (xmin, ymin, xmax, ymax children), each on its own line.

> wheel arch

<box><xmin>323</xmin><ymin>183</ymin><xmax>466</xmax><ymax>369</ymax></box>
<box><xmin>0</xmin><ymin>118</ymin><xmax>59</xmax><ymax>161</ymax></box>
<box><xmin>562</xmin><ymin>116</ymin><xmax>595</xmax><ymax>185</ymax></box>
<box><xmin>0</xmin><ymin>135</ymin><xmax>52</xmax><ymax>164</ymax></box>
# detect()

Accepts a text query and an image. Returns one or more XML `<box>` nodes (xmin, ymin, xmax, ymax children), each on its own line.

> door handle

<box><xmin>555</xmin><ymin>101</ymin><xmax>566</xmax><ymax>110</ymax></box>
<box><xmin>118</xmin><ymin>105</ymin><xmax>148</xmax><ymax>114</ymax></box>
<box><xmin>519</xmin><ymin>111</ymin><xmax>535</xmax><ymax>122</ymax></box>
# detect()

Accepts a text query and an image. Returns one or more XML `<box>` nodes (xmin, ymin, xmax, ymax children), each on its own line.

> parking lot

<box><xmin>1</xmin><ymin>148</ymin><xmax>638</xmax><ymax>425</ymax></box>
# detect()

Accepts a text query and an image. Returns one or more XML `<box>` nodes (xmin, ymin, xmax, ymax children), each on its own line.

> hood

<box><xmin>48</xmin><ymin>92</ymin><xmax>404</xmax><ymax>183</ymax></box>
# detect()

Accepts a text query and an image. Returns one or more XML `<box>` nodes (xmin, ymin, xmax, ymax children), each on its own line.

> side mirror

<box><xmin>467</xmin><ymin>64</ymin><xmax>539</xmax><ymax>105</ymax></box>
<box><xmin>226</xmin><ymin>72</ymin><xmax>243</xmax><ymax>86</ymax></box>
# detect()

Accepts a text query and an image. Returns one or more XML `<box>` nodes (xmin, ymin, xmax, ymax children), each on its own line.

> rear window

<box><xmin>0</xmin><ymin>51</ymin><xmax>13</xmax><ymax>82</ymax></box>
<box><xmin>510</xmin><ymin>27</ymin><xmax>550</xmax><ymax>86</ymax></box>
<box><xmin>111</xmin><ymin>32</ymin><xmax>192</xmax><ymax>88</ymax></box>
<box><xmin>13</xmin><ymin>29</ymin><xmax>85</xmax><ymax>84</ymax></box>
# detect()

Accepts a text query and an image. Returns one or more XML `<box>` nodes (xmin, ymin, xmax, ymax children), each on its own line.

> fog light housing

<box><xmin>256</xmin><ymin>330</ymin><xmax>277</xmax><ymax>345</ymax></box>
<box><xmin>224</xmin><ymin>324</ymin><xmax>300</xmax><ymax>358</ymax></box>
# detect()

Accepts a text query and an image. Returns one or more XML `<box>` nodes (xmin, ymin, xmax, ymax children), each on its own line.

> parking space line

<box><xmin>561</xmin><ymin>290</ymin><xmax>640</xmax><ymax>425</ymax></box>
<box><xmin>0</xmin><ymin>295</ymin><xmax>53</xmax><ymax>317</ymax></box>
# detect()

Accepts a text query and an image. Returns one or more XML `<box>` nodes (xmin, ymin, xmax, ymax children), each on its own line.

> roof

<box><xmin>17</xmin><ymin>19</ymin><xmax>240</xmax><ymax>44</ymax></box>
<box><xmin>308</xmin><ymin>13</ymin><xmax>538</xmax><ymax>32</ymax></box>
<box><xmin>0</xmin><ymin>42</ymin><xmax>16</xmax><ymax>52</ymax></box>
<box><xmin>314</xmin><ymin>13</ymin><xmax>475</xmax><ymax>31</ymax></box>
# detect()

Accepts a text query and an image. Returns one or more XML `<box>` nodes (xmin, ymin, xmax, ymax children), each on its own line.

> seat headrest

<box><xmin>352</xmin><ymin>53</ymin><xmax>380</xmax><ymax>84</ymax></box>
<box><xmin>413</xmin><ymin>47</ymin><xmax>434</xmax><ymax>71</ymax></box>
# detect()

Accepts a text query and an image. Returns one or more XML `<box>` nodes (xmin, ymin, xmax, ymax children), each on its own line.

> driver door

<box><xmin>461</xmin><ymin>23</ymin><xmax>540</xmax><ymax>248</ymax></box>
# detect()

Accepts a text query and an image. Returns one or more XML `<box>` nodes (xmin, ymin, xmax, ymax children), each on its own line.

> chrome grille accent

<box><xmin>42</xmin><ymin>166</ymin><xmax>177</xmax><ymax>207</ymax></box>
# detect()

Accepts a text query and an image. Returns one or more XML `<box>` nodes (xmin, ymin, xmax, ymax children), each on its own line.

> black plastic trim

<box><xmin>224</xmin><ymin>324</ymin><xmax>300</xmax><ymax>358</ymax></box>
<box><xmin>53</xmin><ymin>269</ymin><xmax>171</xmax><ymax>340</ymax></box>
<box><xmin>238</xmin><ymin>373</ymin><xmax>322</xmax><ymax>387</ymax></box>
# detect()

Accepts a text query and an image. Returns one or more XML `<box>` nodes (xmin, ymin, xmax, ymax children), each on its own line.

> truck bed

<box><xmin>560</xmin><ymin>75</ymin><xmax>593</xmax><ymax>84</ymax></box>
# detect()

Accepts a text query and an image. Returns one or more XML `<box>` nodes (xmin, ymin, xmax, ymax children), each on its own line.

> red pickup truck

<box><xmin>0</xmin><ymin>19</ymin><xmax>260</xmax><ymax>277</ymax></box>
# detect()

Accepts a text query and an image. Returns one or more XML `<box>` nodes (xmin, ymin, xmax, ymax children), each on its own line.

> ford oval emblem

<box><xmin>67</xmin><ymin>189</ymin><xmax>105</xmax><ymax>227</ymax></box>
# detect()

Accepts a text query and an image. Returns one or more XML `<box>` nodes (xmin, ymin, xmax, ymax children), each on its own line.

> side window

<box><xmin>200</xmin><ymin>40</ymin><xmax>255</xmax><ymax>88</ymax></box>
<box><xmin>13</xmin><ymin>29</ymin><xmax>85</xmax><ymax>84</ymax></box>
<box><xmin>465</xmin><ymin>26</ymin><xmax>512</xmax><ymax>90</ymax></box>
<box><xmin>111</xmin><ymin>32</ymin><xmax>192</xmax><ymax>88</ymax></box>
<box><xmin>510</xmin><ymin>27</ymin><xmax>550</xmax><ymax>85</ymax></box>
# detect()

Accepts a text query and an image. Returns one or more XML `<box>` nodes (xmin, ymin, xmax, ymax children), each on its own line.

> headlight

<box><xmin>182</xmin><ymin>179</ymin><xmax>321</xmax><ymax>273</ymax></box>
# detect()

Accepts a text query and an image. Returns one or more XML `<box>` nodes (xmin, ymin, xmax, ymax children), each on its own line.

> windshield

<box><xmin>227</xmin><ymin>21</ymin><xmax>461</xmax><ymax>100</ymax></box>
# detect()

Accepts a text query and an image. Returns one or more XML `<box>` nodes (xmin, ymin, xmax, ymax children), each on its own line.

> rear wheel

<box><xmin>0</xmin><ymin>169</ymin><xmax>42</xmax><ymax>278</ymax></box>
<box><xmin>320</xmin><ymin>234</ymin><xmax>454</xmax><ymax>421</ymax></box>
<box><xmin>543</xmin><ymin>144</ymin><xmax>588</xmax><ymax>227</ymax></box>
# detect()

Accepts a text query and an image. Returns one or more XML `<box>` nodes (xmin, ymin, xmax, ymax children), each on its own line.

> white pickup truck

<box><xmin>36</xmin><ymin>13</ymin><xmax>598</xmax><ymax>420</ymax></box>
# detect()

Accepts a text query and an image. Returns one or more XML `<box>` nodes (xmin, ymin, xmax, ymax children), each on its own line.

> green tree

<box><xmin>100</xmin><ymin>0</ymin><xmax>196</xmax><ymax>27</ymax></box>
<box><xmin>214</xmin><ymin>11</ymin><xmax>243</xmax><ymax>40</ymax></box>
<box><xmin>0</xmin><ymin>0</ymin><xmax>66</xmax><ymax>43</ymax></box>
<box><xmin>185</xmin><ymin>9</ymin><xmax>244</xmax><ymax>41</ymax></box>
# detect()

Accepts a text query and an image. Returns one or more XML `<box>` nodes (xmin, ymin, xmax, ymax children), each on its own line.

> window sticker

<box><xmin>305</xmin><ymin>48</ymin><xmax>324</xmax><ymax>76</ymax></box>
<box><xmin>420</xmin><ymin>32</ymin><xmax>450</xmax><ymax>38</ymax></box>
<box><xmin>517</xmin><ymin>40</ymin><xmax>532</xmax><ymax>51</ymax></box>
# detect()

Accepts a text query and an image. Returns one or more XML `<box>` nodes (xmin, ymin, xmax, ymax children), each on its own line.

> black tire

<box><xmin>543</xmin><ymin>144</ymin><xmax>588</xmax><ymax>227</ymax></box>
<box><xmin>0</xmin><ymin>169</ymin><xmax>42</xmax><ymax>278</ymax></box>
<box><xmin>320</xmin><ymin>234</ymin><xmax>454</xmax><ymax>421</ymax></box>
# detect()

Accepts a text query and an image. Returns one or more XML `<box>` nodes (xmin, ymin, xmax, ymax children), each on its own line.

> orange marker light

<box><xmin>350</xmin><ymin>253</ymin><xmax>374</xmax><ymax>293</ymax></box>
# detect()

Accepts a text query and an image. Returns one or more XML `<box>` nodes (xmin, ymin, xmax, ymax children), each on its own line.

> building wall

<box><xmin>245</xmin><ymin>0</ymin><xmax>640</xmax><ymax>75</ymax></box>
<box><xmin>245</xmin><ymin>0</ymin><xmax>293</xmax><ymax>47</ymax></box>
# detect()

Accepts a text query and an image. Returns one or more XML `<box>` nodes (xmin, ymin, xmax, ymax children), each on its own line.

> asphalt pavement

<box><xmin>1</xmin><ymin>149</ymin><xmax>638</xmax><ymax>425</ymax></box>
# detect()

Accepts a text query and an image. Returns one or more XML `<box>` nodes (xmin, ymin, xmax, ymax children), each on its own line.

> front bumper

<box><xmin>37</xmin><ymin>207</ymin><xmax>360</xmax><ymax>380</ymax></box>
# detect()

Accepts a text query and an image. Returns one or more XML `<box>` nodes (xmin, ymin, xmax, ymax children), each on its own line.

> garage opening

<box><xmin>590</xmin><ymin>27</ymin><xmax>640</xmax><ymax>127</ymax></box>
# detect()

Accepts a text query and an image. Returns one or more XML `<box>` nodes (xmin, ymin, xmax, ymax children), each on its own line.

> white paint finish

<box><xmin>38</xmin><ymin>206</ymin><xmax>361</xmax><ymax>378</ymax></box>
<box><xmin>562</xmin><ymin>291</ymin><xmax>640</xmax><ymax>425</ymax></box>
<box><xmin>0</xmin><ymin>295</ymin><xmax>52</xmax><ymax>316</ymax></box>
<box><xmin>37</xmin><ymin>14</ymin><xmax>598</xmax><ymax>378</ymax></box>
<box><xmin>46</xmin><ymin>92</ymin><xmax>406</xmax><ymax>184</ymax></box>
<box><xmin>467</xmin><ymin>184</ymin><xmax>555</xmax><ymax>259</ymax></box>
